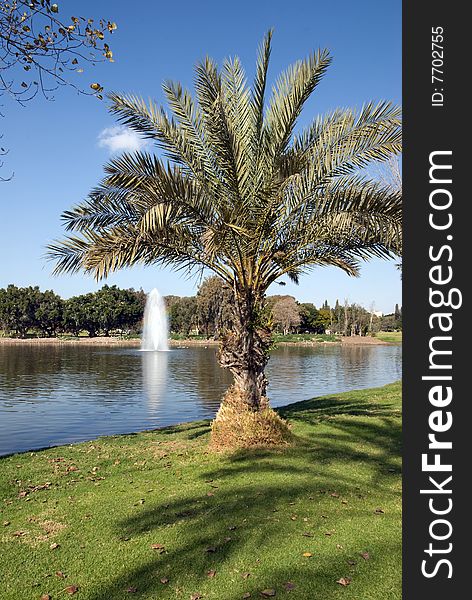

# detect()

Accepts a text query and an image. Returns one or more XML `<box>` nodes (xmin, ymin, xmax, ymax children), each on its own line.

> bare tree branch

<box><xmin>1</xmin><ymin>0</ymin><xmax>117</xmax><ymax>178</ymax></box>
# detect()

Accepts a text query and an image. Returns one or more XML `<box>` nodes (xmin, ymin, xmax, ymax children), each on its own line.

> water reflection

<box><xmin>142</xmin><ymin>351</ymin><xmax>168</xmax><ymax>411</ymax></box>
<box><xmin>0</xmin><ymin>344</ymin><xmax>401</xmax><ymax>455</ymax></box>
<box><xmin>167</xmin><ymin>346</ymin><xmax>231</xmax><ymax>408</ymax></box>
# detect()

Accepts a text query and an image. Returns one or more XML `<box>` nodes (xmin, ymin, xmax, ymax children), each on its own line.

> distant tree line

<box><xmin>0</xmin><ymin>284</ymin><xmax>145</xmax><ymax>338</ymax></box>
<box><xmin>266</xmin><ymin>296</ymin><xmax>401</xmax><ymax>336</ymax></box>
<box><xmin>0</xmin><ymin>278</ymin><xmax>402</xmax><ymax>339</ymax></box>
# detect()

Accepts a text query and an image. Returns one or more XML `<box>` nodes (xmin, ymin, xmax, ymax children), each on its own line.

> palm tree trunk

<box><xmin>218</xmin><ymin>289</ymin><xmax>271</xmax><ymax>410</ymax></box>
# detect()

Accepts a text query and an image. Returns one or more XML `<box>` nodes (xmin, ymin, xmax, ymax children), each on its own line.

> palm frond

<box><xmin>264</xmin><ymin>48</ymin><xmax>332</xmax><ymax>157</ymax></box>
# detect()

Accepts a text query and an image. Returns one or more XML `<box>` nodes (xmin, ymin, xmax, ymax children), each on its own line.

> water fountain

<box><xmin>141</xmin><ymin>288</ymin><xmax>169</xmax><ymax>351</ymax></box>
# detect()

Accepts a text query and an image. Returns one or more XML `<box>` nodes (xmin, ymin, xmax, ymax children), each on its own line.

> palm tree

<box><xmin>48</xmin><ymin>32</ymin><xmax>401</xmax><ymax>444</ymax></box>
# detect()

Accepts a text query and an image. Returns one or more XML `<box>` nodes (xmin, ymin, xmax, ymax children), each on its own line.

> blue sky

<box><xmin>0</xmin><ymin>0</ymin><xmax>401</xmax><ymax>313</ymax></box>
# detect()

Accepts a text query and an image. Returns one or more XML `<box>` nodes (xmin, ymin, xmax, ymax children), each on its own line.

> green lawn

<box><xmin>374</xmin><ymin>331</ymin><xmax>402</xmax><ymax>344</ymax></box>
<box><xmin>0</xmin><ymin>382</ymin><xmax>402</xmax><ymax>600</ymax></box>
<box><xmin>272</xmin><ymin>333</ymin><xmax>340</xmax><ymax>343</ymax></box>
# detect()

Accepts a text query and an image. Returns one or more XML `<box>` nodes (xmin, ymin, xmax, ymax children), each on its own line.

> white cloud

<box><xmin>97</xmin><ymin>126</ymin><xmax>147</xmax><ymax>154</ymax></box>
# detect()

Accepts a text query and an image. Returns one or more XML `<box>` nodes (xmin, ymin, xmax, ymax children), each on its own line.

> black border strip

<box><xmin>403</xmin><ymin>1</ymin><xmax>467</xmax><ymax>596</ymax></box>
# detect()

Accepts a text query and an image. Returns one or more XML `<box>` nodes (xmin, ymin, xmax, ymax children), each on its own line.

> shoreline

<box><xmin>0</xmin><ymin>335</ymin><xmax>395</xmax><ymax>346</ymax></box>
<box><xmin>0</xmin><ymin>380</ymin><xmax>401</xmax><ymax>458</ymax></box>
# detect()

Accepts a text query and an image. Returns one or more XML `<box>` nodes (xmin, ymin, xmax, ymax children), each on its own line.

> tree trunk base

<box><xmin>210</xmin><ymin>386</ymin><xmax>292</xmax><ymax>451</ymax></box>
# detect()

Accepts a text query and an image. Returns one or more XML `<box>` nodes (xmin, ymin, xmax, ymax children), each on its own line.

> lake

<box><xmin>0</xmin><ymin>343</ymin><xmax>402</xmax><ymax>455</ymax></box>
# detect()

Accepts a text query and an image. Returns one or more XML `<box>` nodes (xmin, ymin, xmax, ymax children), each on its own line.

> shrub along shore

<box><xmin>1</xmin><ymin>382</ymin><xmax>401</xmax><ymax>599</ymax></box>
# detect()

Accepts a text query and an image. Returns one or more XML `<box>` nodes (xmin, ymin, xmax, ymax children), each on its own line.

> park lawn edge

<box><xmin>0</xmin><ymin>382</ymin><xmax>402</xmax><ymax>600</ymax></box>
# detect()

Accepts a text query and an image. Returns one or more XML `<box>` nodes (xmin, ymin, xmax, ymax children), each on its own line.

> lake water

<box><xmin>0</xmin><ymin>343</ymin><xmax>402</xmax><ymax>456</ymax></box>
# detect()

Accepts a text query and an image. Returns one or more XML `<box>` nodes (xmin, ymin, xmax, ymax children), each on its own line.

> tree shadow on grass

<box><xmin>86</xmin><ymin>476</ymin><xmax>400</xmax><ymax>600</ymax></box>
<box><xmin>278</xmin><ymin>394</ymin><xmax>400</xmax><ymax>421</ymax></box>
<box><xmin>202</xmin><ymin>413</ymin><xmax>401</xmax><ymax>486</ymax></box>
<box><xmin>85</xmin><ymin>390</ymin><xmax>401</xmax><ymax>599</ymax></box>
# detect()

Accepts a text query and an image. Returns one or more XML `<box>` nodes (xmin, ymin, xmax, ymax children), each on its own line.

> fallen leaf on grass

<box><xmin>241</xmin><ymin>572</ymin><xmax>251</xmax><ymax>579</ymax></box>
<box><xmin>206</xmin><ymin>492</ymin><xmax>214</xmax><ymax>497</ymax></box>
<box><xmin>13</xmin><ymin>530</ymin><xmax>26</xmax><ymax>537</ymax></box>
<box><xmin>50</xmin><ymin>543</ymin><xmax>60</xmax><ymax>550</ymax></box>
<box><xmin>151</xmin><ymin>543</ymin><xmax>166</xmax><ymax>553</ymax></box>
<box><xmin>243</xmin><ymin>594</ymin><xmax>251</xmax><ymax>599</ymax></box>
<box><xmin>302</xmin><ymin>552</ymin><xmax>313</xmax><ymax>557</ymax></box>
<box><xmin>284</xmin><ymin>581</ymin><xmax>296</xmax><ymax>591</ymax></box>
<box><xmin>228</xmin><ymin>525</ymin><xmax>237</xmax><ymax>531</ymax></box>
<box><xmin>41</xmin><ymin>595</ymin><xmax>51</xmax><ymax>600</ymax></box>
<box><xmin>55</xmin><ymin>571</ymin><xmax>66</xmax><ymax>579</ymax></box>
<box><xmin>64</xmin><ymin>585</ymin><xmax>79</xmax><ymax>595</ymax></box>
<box><xmin>374</xmin><ymin>508</ymin><xmax>385</xmax><ymax>514</ymax></box>
<box><xmin>205</xmin><ymin>546</ymin><xmax>217</xmax><ymax>553</ymax></box>
<box><xmin>126</xmin><ymin>587</ymin><xmax>137</xmax><ymax>593</ymax></box>
<box><xmin>260</xmin><ymin>590</ymin><xmax>276</xmax><ymax>597</ymax></box>
<box><xmin>207</xmin><ymin>570</ymin><xmax>216</xmax><ymax>578</ymax></box>
<box><xmin>336</xmin><ymin>577</ymin><xmax>352</xmax><ymax>586</ymax></box>
<box><xmin>347</xmin><ymin>559</ymin><xmax>357</xmax><ymax>566</ymax></box>
<box><xmin>330</xmin><ymin>492</ymin><xmax>340</xmax><ymax>498</ymax></box>
<box><xmin>30</xmin><ymin>482</ymin><xmax>52</xmax><ymax>493</ymax></box>
<box><xmin>360</xmin><ymin>552</ymin><xmax>370</xmax><ymax>560</ymax></box>
<box><xmin>190</xmin><ymin>594</ymin><xmax>202</xmax><ymax>600</ymax></box>
<box><xmin>3</xmin><ymin>521</ymin><xmax>10</xmax><ymax>526</ymax></box>
<box><xmin>336</xmin><ymin>544</ymin><xmax>344</xmax><ymax>550</ymax></box>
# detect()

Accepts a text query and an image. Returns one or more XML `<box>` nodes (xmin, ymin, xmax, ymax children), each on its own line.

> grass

<box><xmin>374</xmin><ymin>331</ymin><xmax>402</xmax><ymax>344</ymax></box>
<box><xmin>272</xmin><ymin>333</ymin><xmax>340</xmax><ymax>343</ymax></box>
<box><xmin>170</xmin><ymin>333</ymin><xmax>207</xmax><ymax>341</ymax></box>
<box><xmin>0</xmin><ymin>382</ymin><xmax>401</xmax><ymax>600</ymax></box>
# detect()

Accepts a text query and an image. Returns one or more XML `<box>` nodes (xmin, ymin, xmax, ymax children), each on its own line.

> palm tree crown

<box><xmin>48</xmin><ymin>31</ymin><xmax>402</xmax><ymax>295</ymax></box>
